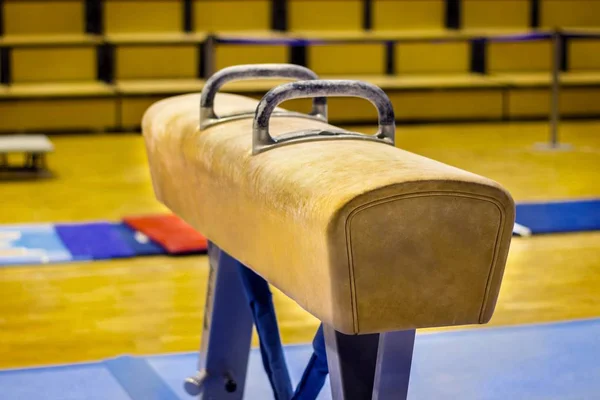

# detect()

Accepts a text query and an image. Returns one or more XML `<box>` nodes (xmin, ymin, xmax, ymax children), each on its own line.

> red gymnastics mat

<box><xmin>123</xmin><ymin>214</ymin><xmax>208</xmax><ymax>255</ymax></box>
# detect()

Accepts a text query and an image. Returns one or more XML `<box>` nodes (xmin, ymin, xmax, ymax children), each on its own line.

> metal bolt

<box><xmin>224</xmin><ymin>378</ymin><xmax>237</xmax><ymax>393</ymax></box>
<box><xmin>184</xmin><ymin>370</ymin><xmax>207</xmax><ymax>396</ymax></box>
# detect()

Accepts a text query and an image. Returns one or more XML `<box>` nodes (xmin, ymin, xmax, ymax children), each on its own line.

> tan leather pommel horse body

<box><xmin>142</xmin><ymin>64</ymin><xmax>515</xmax><ymax>399</ymax></box>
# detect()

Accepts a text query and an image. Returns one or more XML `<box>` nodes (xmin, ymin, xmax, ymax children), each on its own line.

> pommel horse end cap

<box><xmin>142</xmin><ymin>64</ymin><xmax>515</xmax><ymax>399</ymax></box>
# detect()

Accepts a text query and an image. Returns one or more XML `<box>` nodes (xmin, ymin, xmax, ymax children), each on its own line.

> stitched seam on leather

<box><xmin>345</xmin><ymin>190</ymin><xmax>506</xmax><ymax>333</ymax></box>
<box><xmin>344</xmin><ymin>218</ymin><xmax>359</xmax><ymax>333</ymax></box>
<box><xmin>478</xmin><ymin>201</ymin><xmax>505</xmax><ymax>323</ymax></box>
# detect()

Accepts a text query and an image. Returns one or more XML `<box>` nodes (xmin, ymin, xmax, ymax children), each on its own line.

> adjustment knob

<box><xmin>184</xmin><ymin>370</ymin><xmax>207</xmax><ymax>396</ymax></box>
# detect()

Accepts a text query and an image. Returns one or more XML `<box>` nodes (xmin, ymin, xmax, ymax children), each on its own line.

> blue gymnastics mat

<box><xmin>55</xmin><ymin>222</ymin><xmax>136</xmax><ymax>261</ymax></box>
<box><xmin>1</xmin><ymin>318</ymin><xmax>599</xmax><ymax>400</ymax></box>
<box><xmin>515</xmin><ymin>198</ymin><xmax>600</xmax><ymax>234</ymax></box>
<box><xmin>0</xmin><ymin>224</ymin><xmax>72</xmax><ymax>266</ymax></box>
<box><xmin>1</xmin><ymin>197</ymin><xmax>598</xmax><ymax>266</ymax></box>
<box><xmin>0</xmin><ymin>222</ymin><xmax>166</xmax><ymax>267</ymax></box>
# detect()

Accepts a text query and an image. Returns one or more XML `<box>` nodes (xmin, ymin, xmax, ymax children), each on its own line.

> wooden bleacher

<box><xmin>1</xmin><ymin>0</ymin><xmax>600</xmax><ymax>132</ymax></box>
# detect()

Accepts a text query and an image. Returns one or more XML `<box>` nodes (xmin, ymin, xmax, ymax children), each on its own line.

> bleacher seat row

<box><xmin>3</xmin><ymin>29</ymin><xmax>600</xmax><ymax>82</ymax></box>
<box><xmin>2</xmin><ymin>0</ymin><xmax>600</xmax><ymax>132</ymax></box>
<box><xmin>3</xmin><ymin>1</ymin><xmax>600</xmax><ymax>35</ymax></box>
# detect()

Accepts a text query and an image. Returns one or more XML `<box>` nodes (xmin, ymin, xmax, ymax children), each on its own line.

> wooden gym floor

<box><xmin>0</xmin><ymin>120</ymin><xmax>599</xmax><ymax>369</ymax></box>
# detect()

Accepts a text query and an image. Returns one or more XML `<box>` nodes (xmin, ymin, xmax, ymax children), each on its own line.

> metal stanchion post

<box><xmin>536</xmin><ymin>29</ymin><xmax>571</xmax><ymax>151</ymax></box>
<box><xmin>550</xmin><ymin>30</ymin><xmax>561</xmax><ymax>147</ymax></box>
<box><xmin>203</xmin><ymin>34</ymin><xmax>216</xmax><ymax>79</ymax></box>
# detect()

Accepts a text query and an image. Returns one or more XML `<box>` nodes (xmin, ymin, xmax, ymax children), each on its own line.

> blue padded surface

<box><xmin>0</xmin><ymin>362</ymin><xmax>131</xmax><ymax>400</ymax></box>
<box><xmin>145</xmin><ymin>353</ymin><xmax>200</xmax><ymax>400</ymax></box>
<box><xmin>0</xmin><ymin>224</ymin><xmax>72</xmax><ymax>266</ymax></box>
<box><xmin>148</xmin><ymin>319</ymin><xmax>600</xmax><ymax>399</ymax></box>
<box><xmin>1</xmin><ymin>319</ymin><xmax>599</xmax><ymax>399</ymax></box>
<box><xmin>105</xmin><ymin>356</ymin><xmax>179</xmax><ymax>400</ymax></box>
<box><xmin>408</xmin><ymin>319</ymin><xmax>600</xmax><ymax>400</ymax></box>
<box><xmin>146</xmin><ymin>347</ymin><xmax>324</xmax><ymax>399</ymax></box>
<box><xmin>516</xmin><ymin>198</ymin><xmax>600</xmax><ymax>234</ymax></box>
<box><xmin>113</xmin><ymin>223</ymin><xmax>166</xmax><ymax>256</ymax></box>
<box><xmin>55</xmin><ymin>222</ymin><xmax>135</xmax><ymax>260</ymax></box>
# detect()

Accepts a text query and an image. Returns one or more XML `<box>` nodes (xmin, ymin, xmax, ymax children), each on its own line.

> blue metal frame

<box><xmin>186</xmin><ymin>242</ymin><xmax>294</xmax><ymax>399</ymax></box>
<box><xmin>324</xmin><ymin>326</ymin><xmax>380</xmax><ymax>399</ymax></box>
<box><xmin>237</xmin><ymin>264</ymin><xmax>293</xmax><ymax>400</ymax></box>
<box><xmin>372</xmin><ymin>330</ymin><xmax>415</xmax><ymax>399</ymax></box>
<box><xmin>187</xmin><ymin>242</ymin><xmax>416</xmax><ymax>399</ymax></box>
<box><xmin>185</xmin><ymin>243</ymin><xmax>254</xmax><ymax>399</ymax></box>
<box><xmin>292</xmin><ymin>325</ymin><xmax>329</xmax><ymax>399</ymax></box>
<box><xmin>324</xmin><ymin>325</ymin><xmax>415</xmax><ymax>400</ymax></box>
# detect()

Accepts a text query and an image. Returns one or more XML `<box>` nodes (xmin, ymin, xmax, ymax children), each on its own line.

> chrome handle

<box><xmin>252</xmin><ymin>79</ymin><xmax>396</xmax><ymax>154</ymax></box>
<box><xmin>200</xmin><ymin>64</ymin><xmax>327</xmax><ymax>129</ymax></box>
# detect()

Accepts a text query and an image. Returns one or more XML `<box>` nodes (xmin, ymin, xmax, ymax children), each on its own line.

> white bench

<box><xmin>0</xmin><ymin>135</ymin><xmax>54</xmax><ymax>172</ymax></box>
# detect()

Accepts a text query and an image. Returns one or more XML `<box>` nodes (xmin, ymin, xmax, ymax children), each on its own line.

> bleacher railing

<box><xmin>203</xmin><ymin>28</ymin><xmax>590</xmax><ymax>149</ymax></box>
<box><xmin>1</xmin><ymin>28</ymin><xmax>598</xmax><ymax>146</ymax></box>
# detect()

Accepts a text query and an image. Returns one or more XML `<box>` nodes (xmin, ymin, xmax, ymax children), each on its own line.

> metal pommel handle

<box><xmin>200</xmin><ymin>64</ymin><xmax>327</xmax><ymax>128</ymax></box>
<box><xmin>252</xmin><ymin>80</ymin><xmax>396</xmax><ymax>154</ymax></box>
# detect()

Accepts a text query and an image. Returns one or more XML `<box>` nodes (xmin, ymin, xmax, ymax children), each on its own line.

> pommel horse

<box><xmin>142</xmin><ymin>64</ymin><xmax>515</xmax><ymax>399</ymax></box>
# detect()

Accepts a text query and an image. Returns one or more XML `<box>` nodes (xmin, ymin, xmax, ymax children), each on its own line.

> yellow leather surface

<box><xmin>142</xmin><ymin>92</ymin><xmax>515</xmax><ymax>334</ymax></box>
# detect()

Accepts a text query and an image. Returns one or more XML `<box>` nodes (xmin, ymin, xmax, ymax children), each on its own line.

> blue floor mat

<box><xmin>55</xmin><ymin>222</ymin><xmax>135</xmax><ymax>261</ymax></box>
<box><xmin>113</xmin><ymin>223</ymin><xmax>166</xmax><ymax>257</ymax></box>
<box><xmin>1</xmin><ymin>197</ymin><xmax>598</xmax><ymax>267</ymax></box>
<box><xmin>1</xmin><ymin>318</ymin><xmax>599</xmax><ymax>399</ymax></box>
<box><xmin>516</xmin><ymin>198</ymin><xmax>600</xmax><ymax>234</ymax></box>
<box><xmin>0</xmin><ymin>224</ymin><xmax>72</xmax><ymax>266</ymax></box>
<box><xmin>0</xmin><ymin>362</ymin><xmax>131</xmax><ymax>400</ymax></box>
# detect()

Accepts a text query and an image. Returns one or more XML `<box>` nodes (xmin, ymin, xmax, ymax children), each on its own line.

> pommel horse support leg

<box><xmin>142</xmin><ymin>64</ymin><xmax>515</xmax><ymax>399</ymax></box>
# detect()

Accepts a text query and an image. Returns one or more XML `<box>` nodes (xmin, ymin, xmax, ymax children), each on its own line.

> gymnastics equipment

<box><xmin>142</xmin><ymin>64</ymin><xmax>515</xmax><ymax>399</ymax></box>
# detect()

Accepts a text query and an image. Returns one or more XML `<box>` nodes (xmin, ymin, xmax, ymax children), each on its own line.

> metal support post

<box><xmin>203</xmin><ymin>35</ymin><xmax>216</xmax><ymax>79</ymax></box>
<box><xmin>324</xmin><ymin>326</ymin><xmax>380</xmax><ymax>400</ymax></box>
<box><xmin>537</xmin><ymin>29</ymin><xmax>571</xmax><ymax>151</ymax></box>
<box><xmin>184</xmin><ymin>242</ymin><xmax>254</xmax><ymax>399</ymax></box>
<box><xmin>550</xmin><ymin>30</ymin><xmax>561</xmax><ymax>147</ymax></box>
<box><xmin>372</xmin><ymin>330</ymin><xmax>416</xmax><ymax>400</ymax></box>
<box><xmin>324</xmin><ymin>325</ymin><xmax>416</xmax><ymax>400</ymax></box>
